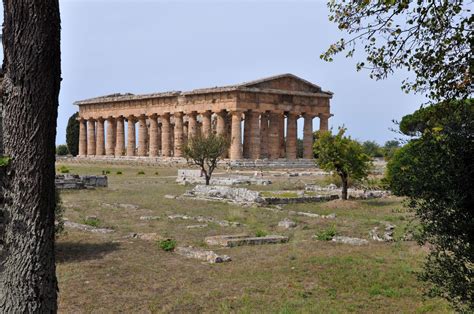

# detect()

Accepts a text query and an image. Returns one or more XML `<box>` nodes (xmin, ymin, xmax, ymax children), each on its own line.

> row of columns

<box><xmin>79</xmin><ymin>111</ymin><xmax>329</xmax><ymax>160</ymax></box>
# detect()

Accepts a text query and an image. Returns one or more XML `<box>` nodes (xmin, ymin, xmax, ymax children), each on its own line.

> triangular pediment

<box><xmin>238</xmin><ymin>74</ymin><xmax>322</xmax><ymax>93</ymax></box>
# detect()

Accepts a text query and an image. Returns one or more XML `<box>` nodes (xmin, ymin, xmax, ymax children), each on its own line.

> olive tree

<box><xmin>183</xmin><ymin>133</ymin><xmax>229</xmax><ymax>185</ymax></box>
<box><xmin>313</xmin><ymin>128</ymin><xmax>371</xmax><ymax>200</ymax></box>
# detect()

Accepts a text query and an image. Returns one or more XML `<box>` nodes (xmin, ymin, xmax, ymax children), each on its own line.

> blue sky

<box><xmin>3</xmin><ymin>0</ymin><xmax>426</xmax><ymax>144</ymax></box>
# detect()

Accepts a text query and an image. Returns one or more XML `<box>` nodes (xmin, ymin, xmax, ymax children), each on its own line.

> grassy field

<box><xmin>55</xmin><ymin>162</ymin><xmax>451</xmax><ymax>313</ymax></box>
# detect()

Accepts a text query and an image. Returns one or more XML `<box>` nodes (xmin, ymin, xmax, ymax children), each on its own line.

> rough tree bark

<box><xmin>0</xmin><ymin>0</ymin><xmax>61</xmax><ymax>312</ymax></box>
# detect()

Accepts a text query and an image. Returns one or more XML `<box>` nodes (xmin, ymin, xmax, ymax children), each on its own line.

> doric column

<box><xmin>106</xmin><ymin>117</ymin><xmax>115</xmax><ymax>156</ymax></box>
<box><xmin>115</xmin><ymin>116</ymin><xmax>125</xmax><ymax>156</ymax></box>
<box><xmin>79</xmin><ymin>118</ymin><xmax>87</xmax><ymax>156</ymax></box>
<box><xmin>268</xmin><ymin>112</ymin><xmax>280</xmax><ymax>159</ymax></box>
<box><xmin>157</xmin><ymin>122</ymin><xmax>162</xmax><ymax>154</ymax></box>
<box><xmin>96</xmin><ymin>118</ymin><xmax>105</xmax><ymax>156</ymax></box>
<box><xmin>286</xmin><ymin>113</ymin><xmax>298</xmax><ymax>159</ymax></box>
<box><xmin>149</xmin><ymin>115</ymin><xmax>159</xmax><ymax>157</ymax></box>
<box><xmin>319</xmin><ymin>113</ymin><xmax>330</xmax><ymax>132</ymax></box>
<box><xmin>230</xmin><ymin>111</ymin><xmax>243</xmax><ymax>160</ymax></box>
<box><xmin>170</xmin><ymin>123</ymin><xmax>175</xmax><ymax>156</ymax></box>
<box><xmin>187</xmin><ymin>111</ymin><xmax>198</xmax><ymax>139</ymax></box>
<box><xmin>249</xmin><ymin>111</ymin><xmax>261</xmax><ymax>159</ymax></box>
<box><xmin>137</xmin><ymin>115</ymin><xmax>148</xmax><ymax>156</ymax></box>
<box><xmin>174</xmin><ymin>112</ymin><xmax>184</xmax><ymax>157</ymax></box>
<box><xmin>183</xmin><ymin>122</ymin><xmax>188</xmax><ymax>144</ymax></box>
<box><xmin>260</xmin><ymin>112</ymin><xmax>269</xmax><ymax>158</ymax></box>
<box><xmin>279</xmin><ymin>113</ymin><xmax>286</xmax><ymax>158</ymax></box>
<box><xmin>127</xmin><ymin>115</ymin><xmax>136</xmax><ymax>156</ymax></box>
<box><xmin>216</xmin><ymin>110</ymin><xmax>226</xmax><ymax>136</ymax></box>
<box><xmin>201</xmin><ymin>110</ymin><xmax>212</xmax><ymax>137</ymax></box>
<box><xmin>87</xmin><ymin>118</ymin><xmax>96</xmax><ymax>156</ymax></box>
<box><xmin>303</xmin><ymin>113</ymin><xmax>314</xmax><ymax>159</ymax></box>
<box><xmin>243</xmin><ymin>111</ymin><xmax>252</xmax><ymax>158</ymax></box>
<box><xmin>161</xmin><ymin>113</ymin><xmax>171</xmax><ymax>157</ymax></box>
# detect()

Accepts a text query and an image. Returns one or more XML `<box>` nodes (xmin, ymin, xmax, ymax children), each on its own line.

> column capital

<box><xmin>96</xmin><ymin>117</ymin><xmax>105</xmax><ymax>122</ymax></box>
<box><xmin>127</xmin><ymin>115</ymin><xmax>137</xmax><ymax>122</ymax></box>
<box><xmin>199</xmin><ymin>110</ymin><xmax>212</xmax><ymax>116</ymax></box>
<box><xmin>174</xmin><ymin>111</ymin><xmax>184</xmax><ymax>118</ymax></box>
<box><xmin>149</xmin><ymin>113</ymin><xmax>158</xmax><ymax>119</ymax></box>
<box><xmin>87</xmin><ymin>117</ymin><xmax>96</xmax><ymax>122</ymax></box>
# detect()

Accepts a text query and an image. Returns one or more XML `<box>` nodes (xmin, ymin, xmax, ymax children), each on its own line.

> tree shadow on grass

<box><xmin>56</xmin><ymin>241</ymin><xmax>120</xmax><ymax>263</ymax></box>
<box><xmin>362</xmin><ymin>199</ymin><xmax>398</xmax><ymax>207</ymax></box>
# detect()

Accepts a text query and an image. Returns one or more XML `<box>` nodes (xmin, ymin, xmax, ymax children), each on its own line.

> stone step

<box><xmin>205</xmin><ymin>234</ymin><xmax>289</xmax><ymax>247</ymax></box>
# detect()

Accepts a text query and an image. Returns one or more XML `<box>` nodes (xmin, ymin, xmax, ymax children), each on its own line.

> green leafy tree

<box><xmin>183</xmin><ymin>133</ymin><xmax>229</xmax><ymax>185</ymax></box>
<box><xmin>313</xmin><ymin>128</ymin><xmax>371</xmax><ymax>200</ymax></box>
<box><xmin>386</xmin><ymin>100</ymin><xmax>473</xmax><ymax>311</ymax></box>
<box><xmin>56</xmin><ymin>144</ymin><xmax>69</xmax><ymax>156</ymax></box>
<box><xmin>382</xmin><ymin>140</ymin><xmax>400</xmax><ymax>160</ymax></box>
<box><xmin>322</xmin><ymin>1</ymin><xmax>472</xmax><ymax>102</ymax></box>
<box><xmin>66</xmin><ymin>112</ymin><xmax>79</xmax><ymax>156</ymax></box>
<box><xmin>361</xmin><ymin>140</ymin><xmax>383</xmax><ymax>157</ymax></box>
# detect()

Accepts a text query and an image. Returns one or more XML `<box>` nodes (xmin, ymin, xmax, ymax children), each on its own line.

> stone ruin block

<box><xmin>55</xmin><ymin>174</ymin><xmax>108</xmax><ymax>189</ymax></box>
<box><xmin>205</xmin><ymin>234</ymin><xmax>289</xmax><ymax>247</ymax></box>
<box><xmin>175</xmin><ymin>246</ymin><xmax>231</xmax><ymax>263</ymax></box>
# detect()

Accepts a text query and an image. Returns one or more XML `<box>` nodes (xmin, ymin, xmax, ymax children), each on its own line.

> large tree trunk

<box><xmin>0</xmin><ymin>0</ymin><xmax>61</xmax><ymax>312</ymax></box>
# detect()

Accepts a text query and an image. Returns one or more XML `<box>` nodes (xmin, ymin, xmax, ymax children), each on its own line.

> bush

<box><xmin>137</xmin><ymin>171</ymin><xmax>145</xmax><ymax>175</ymax></box>
<box><xmin>58</xmin><ymin>165</ymin><xmax>70</xmax><ymax>174</ymax></box>
<box><xmin>315</xmin><ymin>226</ymin><xmax>337</xmax><ymax>241</ymax></box>
<box><xmin>159</xmin><ymin>239</ymin><xmax>176</xmax><ymax>252</ymax></box>
<box><xmin>255</xmin><ymin>230</ymin><xmax>268</xmax><ymax>237</ymax></box>
<box><xmin>116</xmin><ymin>171</ymin><xmax>122</xmax><ymax>175</ymax></box>
<box><xmin>82</xmin><ymin>217</ymin><xmax>100</xmax><ymax>227</ymax></box>
<box><xmin>56</xmin><ymin>144</ymin><xmax>69</xmax><ymax>156</ymax></box>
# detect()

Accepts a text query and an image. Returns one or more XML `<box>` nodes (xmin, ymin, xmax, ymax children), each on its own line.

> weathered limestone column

<box><xmin>215</xmin><ymin>110</ymin><xmax>226</xmax><ymax>136</ymax></box>
<box><xmin>148</xmin><ymin>115</ymin><xmax>159</xmax><ymax>157</ymax></box>
<box><xmin>286</xmin><ymin>113</ymin><xmax>298</xmax><ymax>159</ymax></box>
<box><xmin>79</xmin><ymin>118</ymin><xmax>87</xmax><ymax>156</ymax></box>
<box><xmin>87</xmin><ymin>118</ymin><xmax>96</xmax><ymax>156</ymax></box>
<box><xmin>136</xmin><ymin>115</ymin><xmax>147</xmax><ymax>156</ymax></box>
<box><xmin>268</xmin><ymin>112</ymin><xmax>280</xmax><ymax>159</ymax></box>
<box><xmin>187</xmin><ymin>111</ymin><xmax>198</xmax><ymax>139</ymax></box>
<box><xmin>157</xmin><ymin>122</ymin><xmax>162</xmax><ymax>154</ymax></box>
<box><xmin>127</xmin><ymin>115</ymin><xmax>136</xmax><ymax>156</ymax></box>
<box><xmin>183</xmin><ymin>122</ymin><xmax>188</xmax><ymax>144</ymax></box>
<box><xmin>243</xmin><ymin>111</ymin><xmax>252</xmax><ymax>158</ymax></box>
<box><xmin>201</xmin><ymin>110</ymin><xmax>212</xmax><ymax>137</ymax></box>
<box><xmin>279</xmin><ymin>113</ymin><xmax>286</xmax><ymax>158</ymax></box>
<box><xmin>170</xmin><ymin>123</ymin><xmax>175</xmax><ymax>156</ymax></box>
<box><xmin>260</xmin><ymin>112</ymin><xmax>269</xmax><ymax>158</ymax></box>
<box><xmin>230</xmin><ymin>111</ymin><xmax>243</xmax><ymax>160</ymax></box>
<box><xmin>319</xmin><ymin>113</ymin><xmax>330</xmax><ymax>132</ymax></box>
<box><xmin>111</xmin><ymin>118</ymin><xmax>116</xmax><ymax>151</ymax></box>
<box><xmin>303</xmin><ymin>113</ymin><xmax>314</xmax><ymax>159</ymax></box>
<box><xmin>161</xmin><ymin>113</ymin><xmax>171</xmax><ymax>157</ymax></box>
<box><xmin>106</xmin><ymin>117</ymin><xmax>115</xmax><ymax>156</ymax></box>
<box><xmin>115</xmin><ymin>116</ymin><xmax>125</xmax><ymax>156</ymax></box>
<box><xmin>96</xmin><ymin>118</ymin><xmax>105</xmax><ymax>156</ymax></box>
<box><xmin>174</xmin><ymin>112</ymin><xmax>184</xmax><ymax>157</ymax></box>
<box><xmin>249</xmin><ymin>111</ymin><xmax>261</xmax><ymax>159</ymax></box>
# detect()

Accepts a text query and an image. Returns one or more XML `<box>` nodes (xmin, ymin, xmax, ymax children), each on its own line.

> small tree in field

<box><xmin>183</xmin><ymin>133</ymin><xmax>229</xmax><ymax>185</ymax></box>
<box><xmin>313</xmin><ymin>128</ymin><xmax>371</xmax><ymax>200</ymax></box>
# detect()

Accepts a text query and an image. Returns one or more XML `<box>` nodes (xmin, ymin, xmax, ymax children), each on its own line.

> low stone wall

<box><xmin>177</xmin><ymin>169</ymin><xmax>271</xmax><ymax>186</ymax></box>
<box><xmin>184</xmin><ymin>185</ymin><xmax>264</xmax><ymax>204</ymax></box>
<box><xmin>55</xmin><ymin>174</ymin><xmax>108</xmax><ymax>189</ymax></box>
<box><xmin>57</xmin><ymin>156</ymin><xmax>317</xmax><ymax>169</ymax></box>
<box><xmin>263</xmin><ymin>194</ymin><xmax>339</xmax><ymax>205</ymax></box>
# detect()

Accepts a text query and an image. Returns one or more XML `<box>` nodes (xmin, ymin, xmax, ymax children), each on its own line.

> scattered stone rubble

<box><xmin>175</xmin><ymin>246</ymin><xmax>231</xmax><ymax>263</ymax></box>
<box><xmin>139</xmin><ymin>216</ymin><xmax>160</xmax><ymax>221</ymax></box>
<box><xmin>278</xmin><ymin>218</ymin><xmax>297</xmax><ymax>229</ymax></box>
<box><xmin>370</xmin><ymin>222</ymin><xmax>396</xmax><ymax>242</ymax></box>
<box><xmin>177</xmin><ymin>169</ymin><xmax>271</xmax><ymax>186</ymax></box>
<box><xmin>305</xmin><ymin>184</ymin><xmax>390</xmax><ymax>200</ymax></box>
<box><xmin>64</xmin><ymin>219</ymin><xmax>114</xmax><ymax>234</ymax></box>
<box><xmin>55</xmin><ymin>174</ymin><xmax>107</xmax><ymax>189</ymax></box>
<box><xmin>205</xmin><ymin>234</ymin><xmax>289</xmax><ymax>247</ymax></box>
<box><xmin>263</xmin><ymin>194</ymin><xmax>338</xmax><ymax>205</ymax></box>
<box><xmin>289</xmin><ymin>211</ymin><xmax>336</xmax><ymax>219</ymax></box>
<box><xmin>102</xmin><ymin>203</ymin><xmax>139</xmax><ymax>210</ymax></box>
<box><xmin>331</xmin><ymin>236</ymin><xmax>368</xmax><ymax>246</ymax></box>
<box><xmin>186</xmin><ymin>224</ymin><xmax>208</xmax><ymax>229</ymax></box>
<box><xmin>168</xmin><ymin>214</ymin><xmax>242</xmax><ymax>227</ymax></box>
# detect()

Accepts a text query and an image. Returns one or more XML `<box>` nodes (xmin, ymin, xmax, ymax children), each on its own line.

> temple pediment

<box><xmin>238</xmin><ymin>73</ymin><xmax>323</xmax><ymax>93</ymax></box>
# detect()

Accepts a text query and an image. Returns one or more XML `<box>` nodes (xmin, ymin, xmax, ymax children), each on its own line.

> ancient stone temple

<box><xmin>75</xmin><ymin>74</ymin><xmax>333</xmax><ymax>161</ymax></box>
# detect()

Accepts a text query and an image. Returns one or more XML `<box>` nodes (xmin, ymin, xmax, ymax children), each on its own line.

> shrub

<box><xmin>116</xmin><ymin>171</ymin><xmax>122</xmax><ymax>175</ymax></box>
<box><xmin>56</xmin><ymin>144</ymin><xmax>69</xmax><ymax>156</ymax></box>
<box><xmin>255</xmin><ymin>230</ymin><xmax>268</xmax><ymax>237</ymax></box>
<box><xmin>83</xmin><ymin>217</ymin><xmax>100</xmax><ymax>227</ymax></box>
<box><xmin>159</xmin><ymin>239</ymin><xmax>176</xmax><ymax>252</ymax></box>
<box><xmin>58</xmin><ymin>165</ymin><xmax>70</xmax><ymax>174</ymax></box>
<box><xmin>66</xmin><ymin>112</ymin><xmax>79</xmax><ymax>156</ymax></box>
<box><xmin>315</xmin><ymin>226</ymin><xmax>337</xmax><ymax>241</ymax></box>
<box><xmin>137</xmin><ymin>170</ymin><xmax>145</xmax><ymax>175</ymax></box>
<box><xmin>154</xmin><ymin>171</ymin><xmax>159</xmax><ymax>175</ymax></box>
